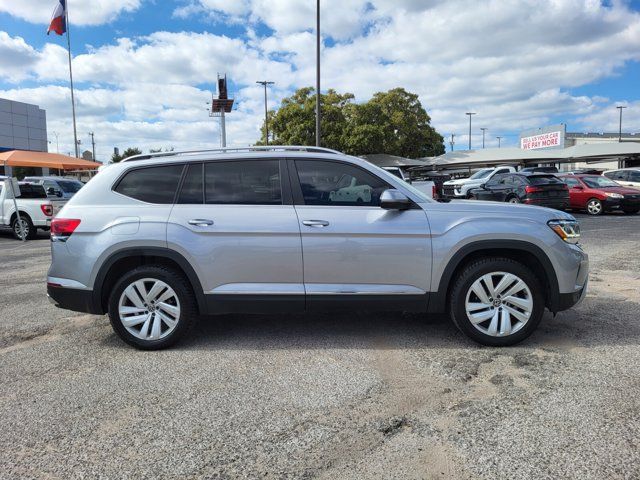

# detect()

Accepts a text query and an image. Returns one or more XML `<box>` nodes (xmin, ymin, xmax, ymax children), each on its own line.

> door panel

<box><xmin>167</xmin><ymin>159</ymin><xmax>304</xmax><ymax>312</ymax></box>
<box><xmin>291</xmin><ymin>159</ymin><xmax>432</xmax><ymax>310</ymax></box>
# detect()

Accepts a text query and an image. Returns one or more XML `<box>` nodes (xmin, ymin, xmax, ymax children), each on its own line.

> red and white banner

<box><xmin>520</xmin><ymin>131</ymin><xmax>562</xmax><ymax>150</ymax></box>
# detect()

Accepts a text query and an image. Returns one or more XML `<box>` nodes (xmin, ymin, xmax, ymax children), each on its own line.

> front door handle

<box><xmin>188</xmin><ymin>219</ymin><xmax>214</xmax><ymax>227</ymax></box>
<box><xmin>302</xmin><ymin>220</ymin><xmax>330</xmax><ymax>227</ymax></box>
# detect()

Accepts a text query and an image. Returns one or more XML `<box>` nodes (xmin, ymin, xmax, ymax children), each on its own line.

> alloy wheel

<box><xmin>465</xmin><ymin>271</ymin><xmax>533</xmax><ymax>337</ymax></box>
<box><xmin>508</xmin><ymin>197</ymin><xmax>520</xmax><ymax>203</ymax></box>
<box><xmin>587</xmin><ymin>199</ymin><xmax>602</xmax><ymax>215</ymax></box>
<box><xmin>118</xmin><ymin>278</ymin><xmax>181</xmax><ymax>340</ymax></box>
<box><xmin>13</xmin><ymin>219</ymin><xmax>29</xmax><ymax>239</ymax></box>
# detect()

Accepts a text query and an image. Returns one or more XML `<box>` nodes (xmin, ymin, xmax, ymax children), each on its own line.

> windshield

<box><xmin>469</xmin><ymin>169</ymin><xmax>493</xmax><ymax>180</ymax></box>
<box><xmin>582</xmin><ymin>176</ymin><xmax>620</xmax><ymax>188</ymax></box>
<box><xmin>57</xmin><ymin>180</ymin><xmax>83</xmax><ymax>193</ymax></box>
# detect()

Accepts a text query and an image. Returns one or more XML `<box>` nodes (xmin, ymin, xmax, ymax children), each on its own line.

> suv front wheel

<box><xmin>449</xmin><ymin>257</ymin><xmax>544</xmax><ymax>346</ymax></box>
<box><xmin>108</xmin><ymin>265</ymin><xmax>197</xmax><ymax>350</ymax></box>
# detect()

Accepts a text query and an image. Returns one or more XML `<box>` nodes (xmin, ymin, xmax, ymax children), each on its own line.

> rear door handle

<box><xmin>188</xmin><ymin>219</ymin><xmax>214</xmax><ymax>226</ymax></box>
<box><xmin>302</xmin><ymin>220</ymin><xmax>330</xmax><ymax>227</ymax></box>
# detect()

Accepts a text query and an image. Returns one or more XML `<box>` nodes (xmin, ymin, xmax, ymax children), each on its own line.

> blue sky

<box><xmin>1</xmin><ymin>0</ymin><xmax>639</xmax><ymax>159</ymax></box>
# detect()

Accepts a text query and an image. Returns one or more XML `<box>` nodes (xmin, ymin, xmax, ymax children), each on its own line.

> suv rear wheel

<box><xmin>108</xmin><ymin>265</ymin><xmax>197</xmax><ymax>350</ymax></box>
<box><xmin>449</xmin><ymin>257</ymin><xmax>544</xmax><ymax>346</ymax></box>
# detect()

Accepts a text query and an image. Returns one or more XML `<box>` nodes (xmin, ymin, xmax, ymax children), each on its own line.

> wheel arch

<box><xmin>93</xmin><ymin>247</ymin><xmax>206</xmax><ymax>315</ymax></box>
<box><xmin>10</xmin><ymin>211</ymin><xmax>33</xmax><ymax>224</ymax></box>
<box><xmin>429</xmin><ymin>240</ymin><xmax>560</xmax><ymax>314</ymax></box>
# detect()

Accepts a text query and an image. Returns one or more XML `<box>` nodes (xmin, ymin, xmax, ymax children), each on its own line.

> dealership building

<box><xmin>0</xmin><ymin>98</ymin><xmax>48</xmax><ymax>153</ymax></box>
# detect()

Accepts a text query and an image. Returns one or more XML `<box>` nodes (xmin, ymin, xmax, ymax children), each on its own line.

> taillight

<box><xmin>432</xmin><ymin>185</ymin><xmax>437</xmax><ymax>199</ymax></box>
<box><xmin>41</xmin><ymin>204</ymin><xmax>53</xmax><ymax>216</ymax></box>
<box><xmin>51</xmin><ymin>218</ymin><xmax>81</xmax><ymax>239</ymax></box>
<box><xmin>525</xmin><ymin>186</ymin><xmax>543</xmax><ymax>194</ymax></box>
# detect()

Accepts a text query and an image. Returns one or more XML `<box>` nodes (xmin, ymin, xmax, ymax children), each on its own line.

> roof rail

<box><xmin>122</xmin><ymin>145</ymin><xmax>342</xmax><ymax>162</ymax></box>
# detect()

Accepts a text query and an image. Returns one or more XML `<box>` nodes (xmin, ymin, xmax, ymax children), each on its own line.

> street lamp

<box><xmin>496</xmin><ymin>136</ymin><xmax>502</xmax><ymax>148</ymax></box>
<box><xmin>480</xmin><ymin>127</ymin><xmax>488</xmax><ymax>149</ymax></box>
<box><xmin>465</xmin><ymin>112</ymin><xmax>476</xmax><ymax>150</ymax></box>
<box><xmin>616</xmin><ymin>105</ymin><xmax>627</xmax><ymax>143</ymax></box>
<box><xmin>256</xmin><ymin>81</ymin><xmax>274</xmax><ymax>145</ymax></box>
<box><xmin>315</xmin><ymin>0</ymin><xmax>321</xmax><ymax>147</ymax></box>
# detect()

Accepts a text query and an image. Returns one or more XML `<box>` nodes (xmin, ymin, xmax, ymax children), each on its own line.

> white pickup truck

<box><xmin>442</xmin><ymin>166</ymin><xmax>517</xmax><ymax>199</ymax></box>
<box><xmin>0</xmin><ymin>178</ymin><xmax>66</xmax><ymax>240</ymax></box>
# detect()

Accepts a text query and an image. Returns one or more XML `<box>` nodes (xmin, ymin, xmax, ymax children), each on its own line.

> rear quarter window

<box><xmin>114</xmin><ymin>164</ymin><xmax>184</xmax><ymax>204</ymax></box>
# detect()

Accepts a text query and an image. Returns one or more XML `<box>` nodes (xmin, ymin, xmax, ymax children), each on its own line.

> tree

<box><xmin>264</xmin><ymin>87</ymin><xmax>354</xmax><ymax>150</ymax></box>
<box><xmin>258</xmin><ymin>87</ymin><xmax>445</xmax><ymax>158</ymax></box>
<box><xmin>111</xmin><ymin>147</ymin><xmax>142</xmax><ymax>163</ymax></box>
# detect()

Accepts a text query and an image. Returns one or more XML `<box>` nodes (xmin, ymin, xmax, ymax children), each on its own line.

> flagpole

<box><xmin>65</xmin><ymin>3</ymin><xmax>79</xmax><ymax>158</ymax></box>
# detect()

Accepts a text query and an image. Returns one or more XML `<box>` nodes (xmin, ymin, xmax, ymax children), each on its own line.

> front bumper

<box><xmin>555</xmin><ymin>249</ymin><xmax>589</xmax><ymax>312</ymax></box>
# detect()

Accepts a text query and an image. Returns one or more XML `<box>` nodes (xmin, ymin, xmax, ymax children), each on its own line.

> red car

<box><xmin>559</xmin><ymin>174</ymin><xmax>640</xmax><ymax>215</ymax></box>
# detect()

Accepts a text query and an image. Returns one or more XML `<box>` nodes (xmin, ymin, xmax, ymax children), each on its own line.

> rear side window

<box><xmin>177</xmin><ymin>163</ymin><xmax>204</xmax><ymax>204</ymax></box>
<box><xmin>17</xmin><ymin>184</ymin><xmax>47</xmax><ymax>199</ymax></box>
<box><xmin>115</xmin><ymin>165</ymin><xmax>184</xmax><ymax>204</ymax></box>
<box><xmin>629</xmin><ymin>171</ymin><xmax>640</xmax><ymax>182</ymax></box>
<box><xmin>528</xmin><ymin>175</ymin><xmax>563</xmax><ymax>185</ymax></box>
<box><xmin>205</xmin><ymin>160</ymin><xmax>281</xmax><ymax>205</ymax></box>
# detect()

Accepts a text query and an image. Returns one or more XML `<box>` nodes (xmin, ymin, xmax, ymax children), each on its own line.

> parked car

<box><xmin>442</xmin><ymin>166</ymin><xmax>517</xmax><ymax>199</ymax></box>
<box><xmin>408</xmin><ymin>168</ymin><xmax>451</xmax><ymax>200</ymax></box>
<box><xmin>469</xmin><ymin>173</ymin><xmax>569</xmax><ymax>209</ymax></box>
<box><xmin>23</xmin><ymin>176</ymin><xmax>85</xmax><ymax>199</ymax></box>
<box><xmin>602</xmin><ymin>168</ymin><xmax>640</xmax><ymax>190</ymax></box>
<box><xmin>520</xmin><ymin>166</ymin><xmax>559</xmax><ymax>174</ymax></box>
<box><xmin>48</xmin><ymin>146</ymin><xmax>588</xmax><ymax>350</ymax></box>
<box><xmin>0</xmin><ymin>180</ymin><xmax>67</xmax><ymax>239</ymax></box>
<box><xmin>559</xmin><ymin>174</ymin><xmax>640</xmax><ymax>215</ymax></box>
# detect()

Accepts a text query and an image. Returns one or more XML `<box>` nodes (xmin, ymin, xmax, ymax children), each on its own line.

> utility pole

<box><xmin>449</xmin><ymin>133</ymin><xmax>455</xmax><ymax>151</ymax></box>
<box><xmin>315</xmin><ymin>0</ymin><xmax>321</xmax><ymax>147</ymax></box>
<box><xmin>616</xmin><ymin>105</ymin><xmax>627</xmax><ymax>142</ymax></box>
<box><xmin>496</xmin><ymin>136</ymin><xmax>502</xmax><ymax>148</ymax></box>
<box><xmin>466</xmin><ymin>112</ymin><xmax>476</xmax><ymax>150</ymax></box>
<box><xmin>480</xmin><ymin>127</ymin><xmax>488</xmax><ymax>148</ymax></box>
<box><xmin>88</xmin><ymin>131</ymin><xmax>96</xmax><ymax>161</ymax></box>
<box><xmin>51</xmin><ymin>131</ymin><xmax>59</xmax><ymax>153</ymax></box>
<box><xmin>256</xmin><ymin>81</ymin><xmax>274</xmax><ymax>145</ymax></box>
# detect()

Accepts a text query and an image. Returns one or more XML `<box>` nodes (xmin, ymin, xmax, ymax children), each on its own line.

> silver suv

<box><xmin>47</xmin><ymin>147</ymin><xmax>588</xmax><ymax>349</ymax></box>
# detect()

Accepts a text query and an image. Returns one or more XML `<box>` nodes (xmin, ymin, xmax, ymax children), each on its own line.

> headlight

<box><xmin>605</xmin><ymin>192</ymin><xmax>624</xmax><ymax>199</ymax></box>
<box><xmin>548</xmin><ymin>219</ymin><xmax>580</xmax><ymax>244</ymax></box>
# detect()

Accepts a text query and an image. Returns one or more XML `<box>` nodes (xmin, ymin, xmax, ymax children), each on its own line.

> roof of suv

<box><xmin>121</xmin><ymin>146</ymin><xmax>343</xmax><ymax>163</ymax></box>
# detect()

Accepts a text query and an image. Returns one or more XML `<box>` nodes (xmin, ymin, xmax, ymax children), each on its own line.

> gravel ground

<box><xmin>0</xmin><ymin>213</ymin><xmax>639</xmax><ymax>479</ymax></box>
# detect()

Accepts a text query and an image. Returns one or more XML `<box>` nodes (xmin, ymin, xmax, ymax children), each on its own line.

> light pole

<box><xmin>496</xmin><ymin>136</ymin><xmax>502</xmax><ymax>148</ymax></box>
<box><xmin>50</xmin><ymin>131</ymin><xmax>59</xmax><ymax>153</ymax></box>
<box><xmin>315</xmin><ymin>0</ymin><xmax>321</xmax><ymax>147</ymax></box>
<box><xmin>449</xmin><ymin>133</ymin><xmax>455</xmax><ymax>152</ymax></box>
<box><xmin>480</xmin><ymin>127</ymin><xmax>488</xmax><ymax>148</ymax></box>
<box><xmin>465</xmin><ymin>112</ymin><xmax>476</xmax><ymax>150</ymax></box>
<box><xmin>88</xmin><ymin>131</ymin><xmax>96</xmax><ymax>161</ymax></box>
<box><xmin>256</xmin><ymin>81</ymin><xmax>274</xmax><ymax>145</ymax></box>
<box><xmin>616</xmin><ymin>105</ymin><xmax>627</xmax><ymax>143</ymax></box>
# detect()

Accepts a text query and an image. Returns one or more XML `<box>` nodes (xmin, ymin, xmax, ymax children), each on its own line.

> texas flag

<box><xmin>47</xmin><ymin>0</ymin><xmax>67</xmax><ymax>36</ymax></box>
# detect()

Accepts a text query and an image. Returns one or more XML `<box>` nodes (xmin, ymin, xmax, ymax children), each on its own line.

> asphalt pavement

<box><xmin>0</xmin><ymin>213</ymin><xmax>639</xmax><ymax>479</ymax></box>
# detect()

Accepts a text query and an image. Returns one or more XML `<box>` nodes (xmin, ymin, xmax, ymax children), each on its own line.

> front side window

<box><xmin>485</xmin><ymin>174</ymin><xmax>505</xmax><ymax>187</ymax></box>
<box><xmin>605</xmin><ymin>170</ymin><xmax>627</xmax><ymax>181</ymax></box>
<box><xmin>628</xmin><ymin>171</ymin><xmax>640</xmax><ymax>182</ymax></box>
<box><xmin>114</xmin><ymin>164</ymin><xmax>184</xmax><ymax>204</ymax></box>
<box><xmin>205</xmin><ymin>160</ymin><xmax>281</xmax><ymax>205</ymax></box>
<box><xmin>295</xmin><ymin>160</ymin><xmax>390</xmax><ymax>206</ymax></box>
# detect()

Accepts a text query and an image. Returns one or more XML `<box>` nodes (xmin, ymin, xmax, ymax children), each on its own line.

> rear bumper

<box><xmin>524</xmin><ymin>198</ymin><xmax>569</xmax><ymax>209</ymax></box>
<box><xmin>47</xmin><ymin>284</ymin><xmax>102</xmax><ymax>314</ymax></box>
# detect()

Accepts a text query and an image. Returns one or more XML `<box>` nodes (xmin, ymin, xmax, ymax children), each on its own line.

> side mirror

<box><xmin>380</xmin><ymin>189</ymin><xmax>411</xmax><ymax>210</ymax></box>
<box><xmin>47</xmin><ymin>187</ymin><xmax>56</xmax><ymax>195</ymax></box>
<box><xmin>574</xmin><ymin>185</ymin><xmax>583</xmax><ymax>190</ymax></box>
<box><xmin>56</xmin><ymin>190</ymin><xmax>63</xmax><ymax>197</ymax></box>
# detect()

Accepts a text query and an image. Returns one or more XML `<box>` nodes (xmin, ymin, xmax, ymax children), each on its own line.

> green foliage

<box><xmin>258</xmin><ymin>87</ymin><xmax>445</xmax><ymax>158</ymax></box>
<box><xmin>111</xmin><ymin>147</ymin><xmax>142</xmax><ymax>163</ymax></box>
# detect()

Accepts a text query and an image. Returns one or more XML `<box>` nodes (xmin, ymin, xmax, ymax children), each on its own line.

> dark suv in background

<box><xmin>469</xmin><ymin>173</ymin><xmax>569</xmax><ymax>209</ymax></box>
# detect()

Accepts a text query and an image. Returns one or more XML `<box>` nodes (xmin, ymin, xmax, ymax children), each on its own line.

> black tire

<box><xmin>108</xmin><ymin>265</ymin><xmax>198</xmax><ymax>350</ymax></box>
<box><xmin>623</xmin><ymin>208</ymin><xmax>639</xmax><ymax>215</ymax></box>
<box><xmin>448</xmin><ymin>257</ymin><xmax>545</xmax><ymax>347</ymax></box>
<box><xmin>468</xmin><ymin>194</ymin><xmax>477</xmax><ymax>200</ymax></box>
<box><xmin>506</xmin><ymin>195</ymin><xmax>520</xmax><ymax>204</ymax></box>
<box><xmin>11</xmin><ymin>214</ymin><xmax>36</xmax><ymax>240</ymax></box>
<box><xmin>586</xmin><ymin>198</ymin><xmax>604</xmax><ymax>216</ymax></box>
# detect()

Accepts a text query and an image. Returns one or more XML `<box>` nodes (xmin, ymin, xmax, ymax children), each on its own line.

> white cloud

<box><xmin>0</xmin><ymin>0</ymin><xmax>143</xmax><ymax>26</ymax></box>
<box><xmin>2</xmin><ymin>0</ymin><xmax>640</xmax><ymax>156</ymax></box>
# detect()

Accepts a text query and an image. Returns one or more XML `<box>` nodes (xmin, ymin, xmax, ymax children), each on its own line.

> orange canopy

<box><xmin>0</xmin><ymin>150</ymin><xmax>102</xmax><ymax>170</ymax></box>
